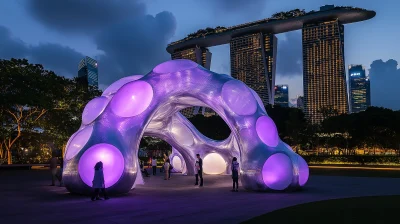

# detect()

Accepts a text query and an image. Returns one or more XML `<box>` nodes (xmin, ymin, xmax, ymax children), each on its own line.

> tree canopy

<box><xmin>0</xmin><ymin>58</ymin><xmax>101</xmax><ymax>164</ymax></box>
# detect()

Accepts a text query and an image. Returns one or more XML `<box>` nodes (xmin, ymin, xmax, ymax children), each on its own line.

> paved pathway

<box><xmin>1</xmin><ymin>170</ymin><xmax>400</xmax><ymax>224</ymax></box>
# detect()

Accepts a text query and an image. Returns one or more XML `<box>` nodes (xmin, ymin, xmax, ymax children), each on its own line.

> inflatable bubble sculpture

<box><xmin>63</xmin><ymin>59</ymin><xmax>309</xmax><ymax>195</ymax></box>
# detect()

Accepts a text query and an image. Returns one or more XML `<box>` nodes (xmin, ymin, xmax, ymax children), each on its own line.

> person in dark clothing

<box><xmin>140</xmin><ymin>160</ymin><xmax>150</xmax><ymax>177</ymax></box>
<box><xmin>195</xmin><ymin>154</ymin><xmax>203</xmax><ymax>187</ymax></box>
<box><xmin>231</xmin><ymin>157</ymin><xmax>240</xmax><ymax>192</ymax></box>
<box><xmin>167</xmin><ymin>158</ymin><xmax>173</xmax><ymax>179</ymax></box>
<box><xmin>91</xmin><ymin>161</ymin><xmax>109</xmax><ymax>201</ymax></box>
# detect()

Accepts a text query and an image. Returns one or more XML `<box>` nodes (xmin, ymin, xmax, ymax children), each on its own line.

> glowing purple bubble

<box><xmin>221</xmin><ymin>80</ymin><xmax>257</xmax><ymax>116</ymax></box>
<box><xmin>256</xmin><ymin>116</ymin><xmax>279</xmax><ymax>147</ymax></box>
<box><xmin>249</xmin><ymin>88</ymin><xmax>267</xmax><ymax>113</ymax></box>
<box><xmin>78</xmin><ymin>143</ymin><xmax>124</xmax><ymax>188</ymax></box>
<box><xmin>153</xmin><ymin>59</ymin><xmax>198</xmax><ymax>74</ymax></box>
<box><xmin>102</xmin><ymin>75</ymin><xmax>144</xmax><ymax>96</ymax></box>
<box><xmin>82</xmin><ymin>96</ymin><xmax>110</xmax><ymax>125</ymax></box>
<box><xmin>262</xmin><ymin>153</ymin><xmax>293</xmax><ymax>190</ymax></box>
<box><xmin>65</xmin><ymin>126</ymin><xmax>94</xmax><ymax>160</ymax></box>
<box><xmin>111</xmin><ymin>80</ymin><xmax>153</xmax><ymax>117</ymax></box>
<box><xmin>298</xmin><ymin>155</ymin><xmax>309</xmax><ymax>186</ymax></box>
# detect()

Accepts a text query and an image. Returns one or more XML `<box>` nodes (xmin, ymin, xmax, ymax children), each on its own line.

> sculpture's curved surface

<box><xmin>63</xmin><ymin>59</ymin><xmax>309</xmax><ymax>195</ymax></box>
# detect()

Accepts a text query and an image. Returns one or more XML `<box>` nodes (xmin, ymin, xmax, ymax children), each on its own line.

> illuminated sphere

<box><xmin>111</xmin><ymin>80</ymin><xmax>153</xmax><ymax>117</ymax></box>
<box><xmin>82</xmin><ymin>96</ymin><xmax>110</xmax><ymax>125</ymax></box>
<box><xmin>262</xmin><ymin>153</ymin><xmax>293</xmax><ymax>190</ymax></box>
<box><xmin>65</xmin><ymin>126</ymin><xmax>93</xmax><ymax>160</ymax></box>
<box><xmin>222</xmin><ymin>80</ymin><xmax>257</xmax><ymax>116</ymax></box>
<box><xmin>203</xmin><ymin>153</ymin><xmax>226</xmax><ymax>175</ymax></box>
<box><xmin>256</xmin><ymin>116</ymin><xmax>279</xmax><ymax>147</ymax></box>
<box><xmin>78</xmin><ymin>143</ymin><xmax>124</xmax><ymax>188</ymax></box>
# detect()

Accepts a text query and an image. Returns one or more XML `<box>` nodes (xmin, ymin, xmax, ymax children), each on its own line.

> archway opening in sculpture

<box><xmin>63</xmin><ymin>59</ymin><xmax>309</xmax><ymax>195</ymax></box>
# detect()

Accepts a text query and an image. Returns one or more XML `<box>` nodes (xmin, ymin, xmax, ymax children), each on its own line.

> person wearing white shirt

<box><xmin>151</xmin><ymin>157</ymin><xmax>157</xmax><ymax>175</ymax></box>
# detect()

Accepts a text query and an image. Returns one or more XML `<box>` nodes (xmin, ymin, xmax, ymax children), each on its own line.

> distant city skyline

<box><xmin>0</xmin><ymin>0</ymin><xmax>400</xmax><ymax>110</ymax></box>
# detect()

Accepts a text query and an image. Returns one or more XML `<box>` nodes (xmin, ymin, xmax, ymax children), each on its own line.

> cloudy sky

<box><xmin>0</xmin><ymin>0</ymin><xmax>399</xmax><ymax>110</ymax></box>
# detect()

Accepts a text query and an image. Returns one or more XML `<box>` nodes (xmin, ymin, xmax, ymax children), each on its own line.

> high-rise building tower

<box><xmin>230</xmin><ymin>33</ymin><xmax>277</xmax><ymax>106</ymax></box>
<box><xmin>302</xmin><ymin>13</ymin><xmax>349</xmax><ymax>123</ymax></box>
<box><xmin>348</xmin><ymin>65</ymin><xmax>371</xmax><ymax>113</ymax></box>
<box><xmin>78</xmin><ymin>56</ymin><xmax>98</xmax><ymax>88</ymax></box>
<box><xmin>274</xmin><ymin>85</ymin><xmax>289</xmax><ymax>107</ymax></box>
<box><xmin>297</xmin><ymin>96</ymin><xmax>304</xmax><ymax>111</ymax></box>
<box><xmin>171</xmin><ymin>46</ymin><xmax>213</xmax><ymax>117</ymax></box>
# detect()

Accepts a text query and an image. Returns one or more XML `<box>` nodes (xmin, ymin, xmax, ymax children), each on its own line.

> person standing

<box><xmin>49</xmin><ymin>156</ymin><xmax>59</xmax><ymax>186</ymax></box>
<box><xmin>91</xmin><ymin>161</ymin><xmax>109</xmax><ymax>201</ymax></box>
<box><xmin>195</xmin><ymin>154</ymin><xmax>203</xmax><ymax>187</ymax></box>
<box><xmin>58</xmin><ymin>157</ymin><xmax>64</xmax><ymax>187</ymax></box>
<box><xmin>231</xmin><ymin>157</ymin><xmax>240</xmax><ymax>192</ymax></box>
<box><xmin>152</xmin><ymin>157</ymin><xmax>157</xmax><ymax>175</ymax></box>
<box><xmin>164</xmin><ymin>159</ymin><xmax>170</xmax><ymax>180</ymax></box>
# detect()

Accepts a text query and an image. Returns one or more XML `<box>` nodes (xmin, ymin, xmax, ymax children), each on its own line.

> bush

<box><xmin>302</xmin><ymin>155</ymin><xmax>400</xmax><ymax>166</ymax></box>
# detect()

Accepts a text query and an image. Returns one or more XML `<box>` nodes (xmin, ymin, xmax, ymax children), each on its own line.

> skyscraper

<box><xmin>230</xmin><ymin>33</ymin><xmax>277</xmax><ymax>106</ymax></box>
<box><xmin>171</xmin><ymin>46</ymin><xmax>213</xmax><ymax>117</ymax></box>
<box><xmin>302</xmin><ymin>14</ymin><xmax>349</xmax><ymax>123</ymax></box>
<box><xmin>297</xmin><ymin>96</ymin><xmax>304</xmax><ymax>111</ymax></box>
<box><xmin>274</xmin><ymin>85</ymin><xmax>289</xmax><ymax>107</ymax></box>
<box><xmin>78</xmin><ymin>56</ymin><xmax>98</xmax><ymax>88</ymax></box>
<box><xmin>348</xmin><ymin>65</ymin><xmax>371</xmax><ymax>113</ymax></box>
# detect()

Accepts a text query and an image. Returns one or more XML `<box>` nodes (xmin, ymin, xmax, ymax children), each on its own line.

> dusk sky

<box><xmin>1</xmin><ymin>0</ymin><xmax>399</xmax><ymax>109</ymax></box>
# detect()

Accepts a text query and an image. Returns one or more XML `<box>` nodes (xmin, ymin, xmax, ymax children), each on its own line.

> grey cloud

<box><xmin>0</xmin><ymin>25</ymin><xmax>83</xmax><ymax>78</ymax></box>
<box><xmin>276</xmin><ymin>31</ymin><xmax>303</xmax><ymax>77</ymax></box>
<box><xmin>23</xmin><ymin>0</ymin><xmax>177</xmax><ymax>86</ymax></box>
<box><xmin>94</xmin><ymin>11</ymin><xmax>176</xmax><ymax>84</ymax></box>
<box><xmin>25</xmin><ymin>0</ymin><xmax>146</xmax><ymax>33</ymax></box>
<box><xmin>203</xmin><ymin>0</ymin><xmax>268</xmax><ymax>15</ymax></box>
<box><xmin>369</xmin><ymin>59</ymin><xmax>400</xmax><ymax>110</ymax></box>
<box><xmin>29</xmin><ymin>43</ymin><xmax>84</xmax><ymax>78</ymax></box>
<box><xmin>0</xmin><ymin>26</ymin><xmax>29</xmax><ymax>59</ymax></box>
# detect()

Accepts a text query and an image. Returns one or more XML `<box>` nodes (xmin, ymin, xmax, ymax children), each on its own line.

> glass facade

<box><xmin>78</xmin><ymin>56</ymin><xmax>98</xmax><ymax>88</ymax></box>
<box><xmin>297</xmin><ymin>96</ymin><xmax>304</xmax><ymax>111</ymax></box>
<box><xmin>348</xmin><ymin>64</ymin><xmax>370</xmax><ymax>113</ymax></box>
<box><xmin>302</xmin><ymin>19</ymin><xmax>349</xmax><ymax>124</ymax></box>
<box><xmin>171</xmin><ymin>46</ymin><xmax>213</xmax><ymax>117</ymax></box>
<box><xmin>274</xmin><ymin>85</ymin><xmax>289</xmax><ymax>107</ymax></box>
<box><xmin>230</xmin><ymin>32</ymin><xmax>277</xmax><ymax>106</ymax></box>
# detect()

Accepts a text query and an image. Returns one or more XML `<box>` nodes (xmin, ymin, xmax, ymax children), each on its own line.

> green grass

<box><xmin>242</xmin><ymin>195</ymin><xmax>400</xmax><ymax>224</ymax></box>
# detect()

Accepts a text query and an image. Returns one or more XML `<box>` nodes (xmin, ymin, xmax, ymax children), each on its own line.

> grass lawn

<box><xmin>242</xmin><ymin>195</ymin><xmax>400</xmax><ymax>224</ymax></box>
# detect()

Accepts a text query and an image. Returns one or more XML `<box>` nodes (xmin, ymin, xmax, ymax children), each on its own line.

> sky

<box><xmin>0</xmin><ymin>0</ymin><xmax>399</xmax><ymax>110</ymax></box>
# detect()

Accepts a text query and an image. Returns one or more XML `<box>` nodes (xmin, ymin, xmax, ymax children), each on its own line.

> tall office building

<box><xmin>171</xmin><ymin>46</ymin><xmax>213</xmax><ymax>118</ymax></box>
<box><xmin>302</xmin><ymin>13</ymin><xmax>349</xmax><ymax>123</ymax></box>
<box><xmin>78</xmin><ymin>56</ymin><xmax>98</xmax><ymax>88</ymax></box>
<box><xmin>348</xmin><ymin>65</ymin><xmax>371</xmax><ymax>113</ymax></box>
<box><xmin>274</xmin><ymin>85</ymin><xmax>289</xmax><ymax>107</ymax></box>
<box><xmin>297</xmin><ymin>96</ymin><xmax>304</xmax><ymax>111</ymax></box>
<box><xmin>230</xmin><ymin>32</ymin><xmax>277</xmax><ymax>106</ymax></box>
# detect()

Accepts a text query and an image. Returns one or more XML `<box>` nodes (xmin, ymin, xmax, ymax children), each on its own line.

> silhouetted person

<box><xmin>152</xmin><ymin>157</ymin><xmax>157</xmax><ymax>175</ymax></box>
<box><xmin>58</xmin><ymin>157</ymin><xmax>64</xmax><ymax>186</ymax></box>
<box><xmin>140</xmin><ymin>160</ymin><xmax>150</xmax><ymax>177</ymax></box>
<box><xmin>167</xmin><ymin>158</ymin><xmax>173</xmax><ymax>179</ymax></box>
<box><xmin>231</xmin><ymin>157</ymin><xmax>240</xmax><ymax>192</ymax></box>
<box><xmin>91</xmin><ymin>161</ymin><xmax>109</xmax><ymax>201</ymax></box>
<box><xmin>195</xmin><ymin>154</ymin><xmax>203</xmax><ymax>187</ymax></box>
<box><xmin>164</xmin><ymin>159</ymin><xmax>170</xmax><ymax>180</ymax></box>
<box><xmin>49</xmin><ymin>156</ymin><xmax>60</xmax><ymax>186</ymax></box>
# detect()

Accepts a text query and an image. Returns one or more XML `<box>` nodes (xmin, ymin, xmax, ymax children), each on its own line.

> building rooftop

<box><xmin>167</xmin><ymin>6</ymin><xmax>375</xmax><ymax>53</ymax></box>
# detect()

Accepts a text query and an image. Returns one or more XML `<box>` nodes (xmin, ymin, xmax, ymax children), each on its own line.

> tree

<box><xmin>0</xmin><ymin>58</ymin><xmax>101</xmax><ymax>164</ymax></box>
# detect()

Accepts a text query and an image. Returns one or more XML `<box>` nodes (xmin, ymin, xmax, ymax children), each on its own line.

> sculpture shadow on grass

<box><xmin>62</xmin><ymin>59</ymin><xmax>309</xmax><ymax>195</ymax></box>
